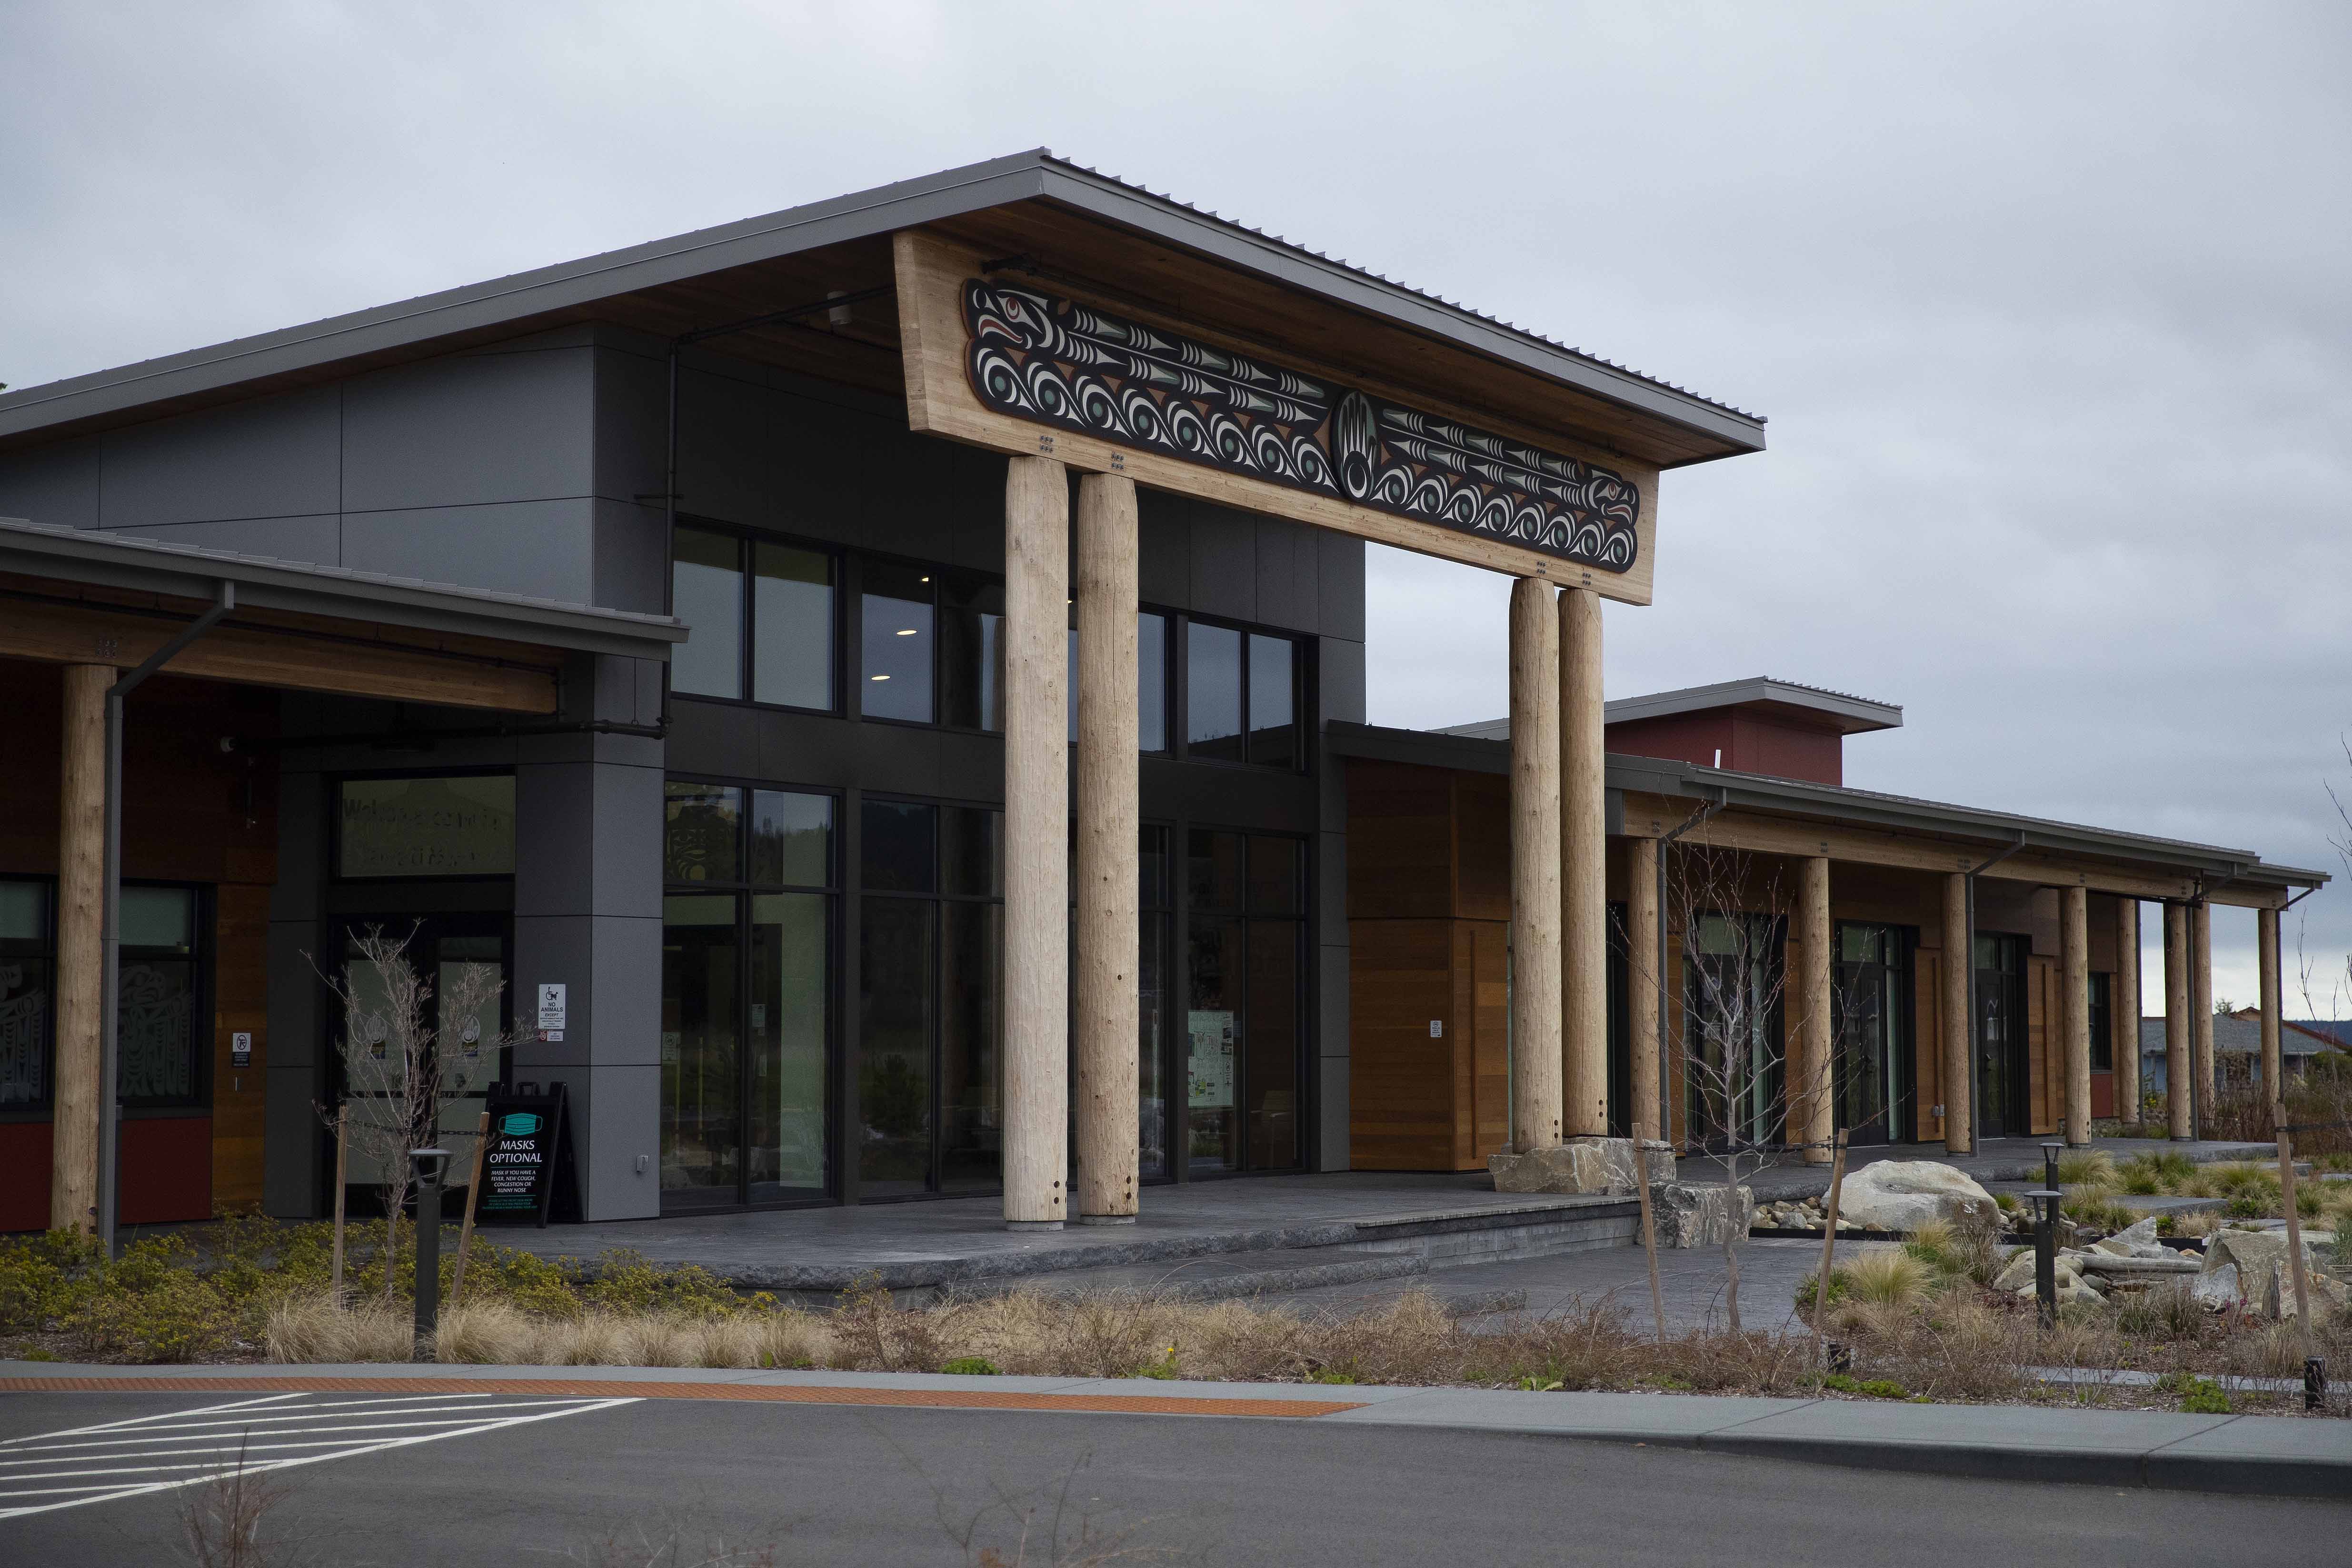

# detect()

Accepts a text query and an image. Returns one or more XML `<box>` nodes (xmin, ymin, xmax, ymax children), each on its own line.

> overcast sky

<box><xmin>5</xmin><ymin>2</ymin><xmax>2348</xmax><ymax>1015</ymax></box>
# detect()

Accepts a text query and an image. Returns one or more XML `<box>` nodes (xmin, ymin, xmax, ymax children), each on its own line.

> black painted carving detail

<box><xmin>963</xmin><ymin>277</ymin><xmax>1639</xmax><ymax>571</ymax></box>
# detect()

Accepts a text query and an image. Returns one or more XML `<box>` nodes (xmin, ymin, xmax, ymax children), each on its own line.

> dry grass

<box><xmin>249</xmin><ymin>1274</ymin><xmax>2352</xmax><ymax>1418</ymax></box>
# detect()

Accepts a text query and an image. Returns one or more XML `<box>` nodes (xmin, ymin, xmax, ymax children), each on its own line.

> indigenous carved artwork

<box><xmin>962</xmin><ymin>277</ymin><xmax>1642</xmax><ymax>571</ymax></box>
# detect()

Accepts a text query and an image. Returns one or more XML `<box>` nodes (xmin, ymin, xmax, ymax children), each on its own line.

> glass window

<box><xmin>750</xmin><ymin>790</ymin><xmax>831</xmax><ymax>889</ymax></box>
<box><xmin>120</xmin><ymin>885</ymin><xmax>200</xmax><ymax>1107</ymax></box>
<box><xmin>862</xmin><ymin>801</ymin><xmax>936</xmax><ymax>894</ymax></box>
<box><xmin>661</xmin><ymin>895</ymin><xmax>741</xmax><ymax>1195</ymax></box>
<box><xmin>941</xmin><ymin>808</ymin><xmax>1001</xmax><ymax>898</ymax></box>
<box><xmin>1182</xmin><ymin>832</ymin><xmax>1305</xmax><ymax>1175</ymax></box>
<box><xmin>1138</xmin><ymin>613</ymin><xmax>1168</xmax><ymax>754</ymax></box>
<box><xmin>939</xmin><ymin>901</ymin><xmax>1002</xmax><ymax>1191</ymax></box>
<box><xmin>752</xmin><ymin>542</ymin><xmax>834</xmax><ymax>710</ymax></box>
<box><xmin>671</xmin><ymin>527</ymin><xmax>745</xmax><ymax>699</ymax></box>
<box><xmin>861</xmin><ymin>563</ymin><xmax>936</xmax><ymax>722</ymax></box>
<box><xmin>1139</xmin><ymin>826</ymin><xmax>1171</xmax><ymax>1180</ymax></box>
<box><xmin>1247</xmin><ymin>634</ymin><xmax>1296</xmax><ymax>768</ymax></box>
<box><xmin>120</xmin><ymin>887</ymin><xmax>192</xmax><ymax>951</ymax></box>
<box><xmin>664</xmin><ymin>781</ymin><xmax>743</xmax><ymax>884</ymax></box>
<box><xmin>1684</xmin><ymin>913</ymin><xmax>1784</xmax><ymax>1149</ymax></box>
<box><xmin>0</xmin><ymin>879</ymin><xmax>51</xmax><ymax>1110</ymax></box>
<box><xmin>750</xmin><ymin>892</ymin><xmax>828</xmax><ymax>1198</ymax></box>
<box><xmin>858</xmin><ymin>896</ymin><xmax>934</xmax><ymax>1197</ymax></box>
<box><xmin>1185</xmin><ymin>623</ymin><xmax>1243</xmax><ymax>762</ymax></box>
<box><xmin>2089</xmin><ymin>971</ymin><xmax>2113</xmax><ymax>1072</ymax></box>
<box><xmin>338</xmin><ymin>776</ymin><xmax>516</xmax><ymax>879</ymax></box>
<box><xmin>940</xmin><ymin>575</ymin><xmax>1005</xmax><ymax>732</ymax></box>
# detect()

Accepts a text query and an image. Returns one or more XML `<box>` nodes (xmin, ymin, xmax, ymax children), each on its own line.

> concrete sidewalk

<box><xmin>7</xmin><ymin>1360</ymin><xmax>2346</xmax><ymax>1501</ymax></box>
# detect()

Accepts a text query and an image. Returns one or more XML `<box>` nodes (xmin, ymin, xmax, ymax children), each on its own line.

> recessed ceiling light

<box><xmin>896</xmin><ymin>629</ymin><xmax>917</xmax><ymax>636</ymax></box>
<box><xmin>870</xmin><ymin>674</ymin><xmax>890</xmax><ymax>681</ymax></box>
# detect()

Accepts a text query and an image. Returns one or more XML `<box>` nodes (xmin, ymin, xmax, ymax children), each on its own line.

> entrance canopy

<box><xmin>0</xmin><ymin>516</ymin><xmax>686</xmax><ymax>709</ymax></box>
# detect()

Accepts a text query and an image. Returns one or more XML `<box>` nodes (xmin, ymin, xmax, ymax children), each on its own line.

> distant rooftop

<box><xmin>1436</xmin><ymin>676</ymin><xmax>1904</xmax><ymax>744</ymax></box>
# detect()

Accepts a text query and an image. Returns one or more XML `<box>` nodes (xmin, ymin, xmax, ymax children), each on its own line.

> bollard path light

<box><xmin>2023</xmin><ymin>1186</ymin><xmax>2063</xmax><ymax>1331</ymax></box>
<box><xmin>409</xmin><ymin>1148</ymin><xmax>451</xmax><ymax>1363</ymax></box>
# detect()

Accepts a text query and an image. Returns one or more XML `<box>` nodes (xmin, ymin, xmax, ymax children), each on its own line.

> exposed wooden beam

<box><xmin>0</xmin><ymin>599</ymin><xmax>559</xmax><ymax>712</ymax></box>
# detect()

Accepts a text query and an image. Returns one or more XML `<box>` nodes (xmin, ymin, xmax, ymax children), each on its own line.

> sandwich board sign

<box><xmin>473</xmin><ymin>1081</ymin><xmax>578</xmax><ymax>1228</ymax></box>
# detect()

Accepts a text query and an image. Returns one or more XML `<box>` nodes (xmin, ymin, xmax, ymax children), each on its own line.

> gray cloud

<box><xmin>5</xmin><ymin>1</ymin><xmax>2346</xmax><ymax>1009</ymax></box>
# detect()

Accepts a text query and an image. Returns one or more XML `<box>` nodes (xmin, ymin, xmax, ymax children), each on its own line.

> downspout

<box><xmin>1961</xmin><ymin>832</ymin><xmax>2028</xmax><ymax>1156</ymax></box>
<box><xmin>1654</xmin><ymin>786</ymin><xmax>1728</xmax><ymax>1151</ymax></box>
<box><xmin>98</xmin><ymin>581</ymin><xmax>235</xmax><ymax>1257</ymax></box>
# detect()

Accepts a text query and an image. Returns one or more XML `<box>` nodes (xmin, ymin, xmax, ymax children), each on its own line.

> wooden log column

<box><xmin>1941</xmin><ymin>872</ymin><xmax>1971</xmax><ymax>1154</ymax></box>
<box><xmin>1074</xmin><ymin>472</ymin><xmax>1140</xmax><ymax>1223</ymax></box>
<box><xmin>2062</xmin><ymin>885</ymin><xmax>2091</xmax><ymax>1147</ymax></box>
<box><xmin>2258</xmin><ymin>904</ymin><xmax>2282</xmax><ymax>1105</ymax></box>
<box><xmin>1002</xmin><ymin>454</ymin><xmax>1070</xmax><ymax>1229</ymax></box>
<box><xmin>2114</xmin><ymin>899</ymin><xmax>2141</xmax><ymax>1128</ymax></box>
<box><xmin>1557</xmin><ymin>587</ymin><xmax>1607</xmax><ymax>1139</ymax></box>
<box><xmin>2164</xmin><ymin>902</ymin><xmax>2192</xmax><ymax>1140</ymax></box>
<box><xmin>2190</xmin><ymin>901</ymin><xmax>2215</xmax><ymax>1119</ymax></box>
<box><xmin>1507</xmin><ymin>578</ymin><xmax>1563</xmax><ymax>1152</ymax></box>
<box><xmin>1627</xmin><ymin>835</ymin><xmax>1661</xmax><ymax>1143</ymax></box>
<box><xmin>1796</xmin><ymin>856</ymin><xmax>1833</xmax><ymax>1164</ymax></box>
<box><xmin>52</xmin><ymin>664</ymin><xmax>110</xmax><ymax>1233</ymax></box>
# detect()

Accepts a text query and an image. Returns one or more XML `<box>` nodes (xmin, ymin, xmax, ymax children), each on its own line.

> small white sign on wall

<box><xmin>1429</xmin><ymin>1020</ymin><xmax>1444</xmax><ymax>1039</ymax></box>
<box><xmin>537</xmin><ymin>983</ymin><xmax>567</xmax><ymax>1042</ymax></box>
<box><xmin>230</xmin><ymin>1032</ymin><xmax>253</xmax><ymax>1068</ymax></box>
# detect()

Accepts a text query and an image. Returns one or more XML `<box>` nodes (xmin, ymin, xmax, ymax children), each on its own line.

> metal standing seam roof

<box><xmin>1437</xmin><ymin>678</ymin><xmax>1904</xmax><ymax>743</ymax></box>
<box><xmin>1323</xmin><ymin>719</ymin><xmax>2331</xmax><ymax>890</ymax></box>
<box><xmin>0</xmin><ymin>150</ymin><xmax>1766</xmax><ymax>456</ymax></box>
<box><xmin>0</xmin><ymin>515</ymin><xmax>687</xmax><ymax>659</ymax></box>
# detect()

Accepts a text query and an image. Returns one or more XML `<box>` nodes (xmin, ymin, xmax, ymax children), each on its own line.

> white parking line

<box><xmin>0</xmin><ymin>1389</ymin><xmax>635</xmax><ymax>1520</ymax></box>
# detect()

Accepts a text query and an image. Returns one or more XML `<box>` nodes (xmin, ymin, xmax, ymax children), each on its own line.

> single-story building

<box><xmin>0</xmin><ymin>152</ymin><xmax>2324</xmax><ymax>1233</ymax></box>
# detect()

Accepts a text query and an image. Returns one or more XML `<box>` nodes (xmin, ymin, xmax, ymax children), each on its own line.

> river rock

<box><xmin>1834</xmin><ymin>1161</ymin><xmax>1998</xmax><ymax>1232</ymax></box>
<box><xmin>1489</xmin><ymin>1137</ymin><xmax>1674</xmax><ymax>1196</ymax></box>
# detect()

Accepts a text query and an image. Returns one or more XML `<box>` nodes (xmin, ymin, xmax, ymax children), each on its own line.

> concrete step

<box><xmin>767</xmin><ymin>1193</ymin><xmax>1644</xmax><ymax>1306</ymax></box>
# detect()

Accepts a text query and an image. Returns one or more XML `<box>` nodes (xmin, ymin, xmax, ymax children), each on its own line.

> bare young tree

<box><xmin>314</xmin><ymin>926</ymin><xmax>506</xmax><ymax>1302</ymax></box>
<box><xmin>1663</xmin><ymin>839</ymin><xmax>1854</xmax><ymax>1333</ymax></box>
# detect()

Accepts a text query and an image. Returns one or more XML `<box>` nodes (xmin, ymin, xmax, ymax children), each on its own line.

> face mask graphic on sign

<box><xmin>500</xmin><ymin>1112</ymin><xmax>543</xmax><ymax>1137</ymax></box>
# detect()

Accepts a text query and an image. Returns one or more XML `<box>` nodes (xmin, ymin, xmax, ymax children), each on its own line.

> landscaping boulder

<box><xmin>2204</xmin><ymin>1228</ymin><xmax>2348</xmax><ymax>1320</ymax></box>
<box><xmin>1654</xmin><ymin>1181</ymin><xmax>1754</xmax><ymax>1249</ymax></box>
<box><xmin>2092</xmin><ymin>1217</ymin><xmax>2167</xmax><ymax>1257</ymax></box>
<box><xmin>1833</xmin><ymin>1161</ymin><xmax>1997</xmax><ymax>1232</ymax></box>
<box><xmin>1489</xmin><ymin>1137</ymin><xmax>1673</xmax><ymax>1196</ymax></box>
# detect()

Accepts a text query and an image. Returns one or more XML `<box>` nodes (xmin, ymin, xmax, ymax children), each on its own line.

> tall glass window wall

<box><xmin>661</xmin><ymin>781</ymin><xmax>835</xmax><ymax>1209</ymax></box>
<box><xmin>1684</xmin><ymin>913</ymin><xmax>1785</xmax><ymax>1150</ymax></box>
<box><xmin>859</xmin><ymin>800</ymin><xmax>1005</xmax><ymax>1197</ymax></box>
<box><xmin>1185</xmin><ymin>831</ymin><xmax>1306</xmax><ymax>1173</ymax></box>
<box><xmin>668</xmin><ymin>527</ymin><xmax>1297</xmax><ymax>767</ymax></box>
<box><xmin>1832</xmin><ymin>922</ymin><xmax>1912</xmax><ymax>1146</ymax></box>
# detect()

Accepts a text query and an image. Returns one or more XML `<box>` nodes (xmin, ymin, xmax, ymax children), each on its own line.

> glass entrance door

<box><xmin>1183</xmin><ymin>830</ymin><xmax>1305</xmax><ymax>1175</ymax></box>
<box><xmin>327</xmin><ymin>914</ymin><xmax>510</xmax><ymax>1205</ymax></box>
<box><xmin>1973</xmin><ymin>933</ymin><xmax>2027</xmax><ymax>1139</ymax></box>
<box><xmin>1684</xmin><ymin>913</ymin><xmax>1786</xmax><ymax>1149</ymax></box>
<box><xmin>1833</xmin><ymin>923</ymin><xmax>1911</xmax><ymax>1146</ymax></box>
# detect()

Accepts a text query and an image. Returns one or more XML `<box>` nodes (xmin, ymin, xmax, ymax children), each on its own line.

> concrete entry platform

<box><xmin>501</xmin><ymin>1173</ymin><xmax>1637</xmax><ymax>1301</ymax></box>
<box><xmin>495</xmin><ymin>1140</ymin><xmax>2273</xmax><ymax>1306</ymax></box>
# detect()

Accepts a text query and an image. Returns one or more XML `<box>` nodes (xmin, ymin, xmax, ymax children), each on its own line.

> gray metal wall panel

<box><xmin>264</xmin><ymin>766</ymin><xmax>326</xmax><ymax>1216</ymax></box>
<box><xmin>947</xmin><ymin>446</ymin><xmax>1007</xmax><ymax>571</ymax></box>
<box><xmin>113</xmin><ymin>515</ymin><xmax>341</xmax><ymax>568</ymax></box>
<box><xmin>1136</xmin><ymin>491</ymin><xmax>1189</xmax><ymax>609</ymax></box>
<box><xmin>341</xmin><ymin>347</ymin><xmax>595</xmax><ymax>513</ymax></box>
<box><xmin>1186</xmin><ymin>500</ymin><xmax>1257</xmax><ymax>623</ymax></box>
<box><xmin>1317</xmin><ymin>531</ymin><xmax>1367</xmax><ymax>642</ymax></box>
<box><xmin>1253</xmin><ymin>515</ymin><xmax>1319</xmax><ymax>635</ymax></box>
<box><xmin>869</xmin><ymin>424</ymin><xmax>955</xmax><ymax>566</ymax></box>
<box><xmin>341</xmin><ymin>499</ymin><xmax>599</xmax><ymax>604</ymax></box>
<box><xmin>1319</xmin><ymin>636</ymin><xmax>1367</xmax><ymax>727</ymax></box>
<box><xmin>1316</xmin><ymin>1049</ymin><xmax>1349</xmax><ymax>1173</ymax></box>
<box><xmin>548</xmin><ymin>1062</ymin><xmax>663</xmax><ymax>1221</ymax></box>
<box><xmin>675</xmin><ymin>367</ymin><xmax>784</xmax><ymax>530</ymax></box>
<box><xmin>591</xmin><ymin>497</ymin><xmax>667</xmax><ymax>615</ymax></box>
<box><xmin>0</xmin><ymin>439</ymin><xmax>100</xmax><ymax>529</ymax></box>
<box><xmin>97</xmin><ymin>389</ymin><xmax>341</xmax><ymax>529</ymax></box>
<box><xmin>591</xmin><ymin>345</ymin><xmax>668</xmax><ymax>506</ymax></box>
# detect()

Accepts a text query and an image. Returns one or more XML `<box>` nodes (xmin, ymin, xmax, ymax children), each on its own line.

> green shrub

<box><xmin>2169</xmin><ymin>1374</ymin><xmax>2231</xmax><ymax>1415</ymax></box>
<box><xmin>1819</xmin><ymin>1373</ymin><xmax>1909</xmax><ymax>1400</ymax></box>
<box><xmin>940</xmin><ymin>1356</ymin><xmax>999</xmax><ymax>1376</ymax></box>
<box><xmin>2056</xmin><ymin>1152</ymin><xmax>2116</xmax><ymax>1187</ymax></box>
<box><xmin>0</xmin><ymin>1230</ymin><xmax>104</xmax><ymax>1332</ymax></box>
<box><xmin>61</xmin><ymin>1268</ymin><xmax>242</xmax><ymax>1362</ymax></box>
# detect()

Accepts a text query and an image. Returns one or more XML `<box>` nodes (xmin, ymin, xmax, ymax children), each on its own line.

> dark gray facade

<box><xmin>0</xmin><ymin>321</ymin><xmax>1363</xmax><ymax>1221</ymax></box>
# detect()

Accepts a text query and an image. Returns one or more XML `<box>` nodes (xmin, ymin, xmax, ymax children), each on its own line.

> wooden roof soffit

<box><xmin>0</xmin><ymin>575</ymin><xmax>560</xmax><ymax>713</ymax></box>
<box><xmin>1617</xmin><ymin>793</ymin><xmax>2299</xmax><ymax>909</ymax></box>
<box><xmin>893</xmin><ymin>225</ymin><xmax>1665</xmax><ymax>604</ymax></box>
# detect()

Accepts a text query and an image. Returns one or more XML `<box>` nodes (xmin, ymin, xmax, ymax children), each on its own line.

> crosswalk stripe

<box><xmin>0</xmin><ymin>1392</ymin><xmax>635</xmax><ymax>1520</ymax></box>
